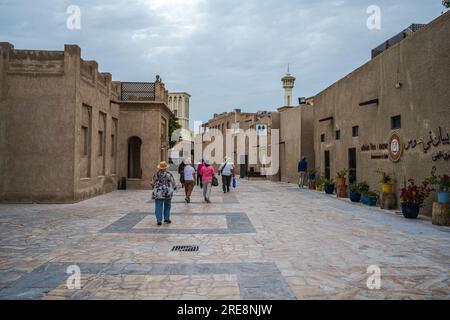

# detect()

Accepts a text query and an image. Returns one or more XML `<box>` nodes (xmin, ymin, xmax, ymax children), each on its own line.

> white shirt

<box><xmin>183</xmin><ymin>165</ymin><xmax>196</xmax><ymax>181</ymax></box>
<box><xmin>219</xmin><ymin>162</ymin><xmax>235</xmax><ymax>176</ymax></box>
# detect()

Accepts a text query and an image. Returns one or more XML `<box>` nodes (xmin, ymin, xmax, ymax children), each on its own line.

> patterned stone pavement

<box><xmin>0</xmin><ymin>176</ymin><xmax>449</xmax><ymax>300</ymax></box>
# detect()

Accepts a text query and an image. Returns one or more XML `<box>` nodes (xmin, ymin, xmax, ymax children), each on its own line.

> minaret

<box><xmin>281</xmin><ymin>64</ymin><xmax>296</xmax><ymax>107</ymax></box>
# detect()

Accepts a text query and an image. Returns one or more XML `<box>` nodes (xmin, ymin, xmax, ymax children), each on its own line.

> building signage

<box><xmin>361</xmin><ymin>143</ymin><xmax>389</xmax><ymax>160</ymax></box>
<box><xmin>361</xmin><ymin>144</ymin><xmax>388</xmax><ymax>152</ymax></box>
<box><xmin>404</xmin><ymin>126</ymin><xmax>450</xmax><ymax>162</ymax></box>
<box><xmin>388</xmin><ymin>131</ymin><xmax>403</xmax><ymax>163</ymax></box>
<box><xmin>432</xmin><ymin>151</ymin><xmax>450</xmax><ymax>161</ymax></box>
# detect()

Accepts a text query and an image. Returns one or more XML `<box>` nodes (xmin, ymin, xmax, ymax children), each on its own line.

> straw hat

<box><xmin>157</xmin><ymin>161</ymin><xmax>169</xmax><ymax>170</ymax></box>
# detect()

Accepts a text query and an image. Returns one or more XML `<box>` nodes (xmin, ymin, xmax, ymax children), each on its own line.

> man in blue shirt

<box><xmin>298</xmin><ymin>157</ymin><xmax>308</xmax><ymax>188</ymax></box>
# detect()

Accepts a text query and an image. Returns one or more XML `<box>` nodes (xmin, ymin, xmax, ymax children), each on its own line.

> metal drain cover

<box><xmin>172</xmin><ymin>245</ymin><xmax>199</xmax><ymax>252</ymax></box>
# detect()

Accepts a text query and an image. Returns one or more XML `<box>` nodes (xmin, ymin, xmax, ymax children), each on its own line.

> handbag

<box><xmin>212</xmin><ymin>176</ymin><xmax>219</xmax><ymax>187</ymax></box>
<box><xmin>232</xmin><ymin>176</ymin><xmax>237</xmax><ymax>189</ymax></box>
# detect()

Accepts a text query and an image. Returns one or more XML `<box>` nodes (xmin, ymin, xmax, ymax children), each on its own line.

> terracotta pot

<box><xmin>337</xmin><ymin>177</ymin><xmax>346</xmax><ymax>187</ymax></box>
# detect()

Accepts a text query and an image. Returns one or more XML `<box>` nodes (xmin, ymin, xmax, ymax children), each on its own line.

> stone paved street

<box><xmin>0</xmin><ymin>177</ymin><xmax>449</xmax><ymax>300</ymax></box>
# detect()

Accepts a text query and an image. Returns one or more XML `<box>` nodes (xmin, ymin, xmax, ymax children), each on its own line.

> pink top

<box><xmin>200</xmin><ymin>166</ymin><xmax>215</xmax><ymax>182</ymax></box>
<box><xmin>197</xmin><ymin>162</ymin><xmax>205</xmax><ymax>173</ymax></box>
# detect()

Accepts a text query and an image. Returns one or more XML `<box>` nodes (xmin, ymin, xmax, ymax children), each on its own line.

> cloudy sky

<box><xmin>0</xmin><ymin>0</ymin><xmax>446</xmax><ymax>128</ymax></box>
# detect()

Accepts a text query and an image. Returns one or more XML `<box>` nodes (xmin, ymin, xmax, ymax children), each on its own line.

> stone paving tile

<box><xmin>0</xmin><ymin>177</ymin><xmax>449</xmax><ymax>300</ymax></box>
<box><xmin>0</xmin><ymin>262</ymin><xmax>295</xmax><ymax>300</ymax></box>
<box><xmin>99</xmin><ymin>212</ymin><xmax>256</xmax><ymax>235</ymax></box>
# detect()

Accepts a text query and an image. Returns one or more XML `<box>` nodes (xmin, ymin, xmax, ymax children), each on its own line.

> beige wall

<box><xmin>313</xmin><ymin>12</ymin><xmax>450</xmax><ymax>215</ymax></box>
<box><xmin>278</xmin><ymin>106</ymin><xmax>315</xmax><ymax>183</ymax></box>
<box><xmin>0</xmin><ymin>44</ymin><xmax>78</xmax><ymax>203</ymax></box>
<box><xmin>73</xmin><ymin>58</ymin><xmax>121</xmax><ymax>202</ymax></box>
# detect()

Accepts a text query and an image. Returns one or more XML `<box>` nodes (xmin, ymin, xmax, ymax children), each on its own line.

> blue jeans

<box><xmin>155</xmin><ymin>198</ymin><xmax>172</xmax><ymax>223</ymax></box>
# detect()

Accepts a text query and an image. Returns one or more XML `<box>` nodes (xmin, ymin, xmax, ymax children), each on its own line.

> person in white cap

<box><xmin>183</xmin><ymin>158</ymin><xmax>196</xmax><ymax>203</ymax></box>
<box><xmin>219</xmin><ymin>157</ymin><xmax>235</xmax><ymax>193</ymax></box>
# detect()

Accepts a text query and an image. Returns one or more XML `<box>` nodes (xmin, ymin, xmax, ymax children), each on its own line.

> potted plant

<box><xmin>361</xmin><ymin>191</ymin><xmax>378</xmax><ymax>206</ymax></box>
<box><xmin>315</xmin><ymin>176</ymin><xmax>324</xmax><ymax>192</ymax></box>
<box><xmin>376</xmin><ymin>169</ymin><xmax>394</xmax><ymax>193</ymax></box>
<box><xmin>308</xmin><ymin>168</ymin><xmax>317</xmax><ymax>189</ymax></box>
<box><xmin>349</xmin><ymin>182</ymin><xmax>369</xmax><ymax>203</ymax></box>
<box><xmin>323</xmin><ymin>179</ymin><xmax>335</xmax><ymax>195</ymax></box>
<box><xmin>349</xmin><ymin>182</ymin><xmax>361</xmax><ymax>202</ymax></box>
<box><xmin>400</xmin><ymin>179</ymin><xmax>433</xmax><ymax>219</ymax></box>
<box><xmin>336</xmin><ymin>169</ymin><xmax>349</xmax><ymax>187</ymax></box>
<box><xmin>307</xmin><ymin>168</ymin><xmax>317</xmax><ymax>181</ymax></box>
<box><xmin>428</xmin><ymin>170</ymin><xmax>450</xmax><ymax>205</ymax></box>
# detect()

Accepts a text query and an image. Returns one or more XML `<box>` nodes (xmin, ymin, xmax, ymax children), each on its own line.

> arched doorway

<box><xmin>128</xmin><ymin>137</ymin><xmax>142</xmax><ymax>179</ymax></box>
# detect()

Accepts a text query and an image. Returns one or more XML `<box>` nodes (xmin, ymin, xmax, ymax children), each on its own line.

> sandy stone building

<box><xmin>0</xmin><ymin>43</ymin><xmax>172</xmax><ymax>203</ymax></box>
<box><xmin>118</xmin><ymin>78</ymin><xmax>172</xmax><ymax>190</ymax></box>
<box><xmin>202</xmin><ymin>109</ymin><xmax>279</xmax><ymax>177</ymax></box>
<box><xmin>313</xmin><ymin>12</ymin><xmax>450</xmax><ymax>215</ymax></box>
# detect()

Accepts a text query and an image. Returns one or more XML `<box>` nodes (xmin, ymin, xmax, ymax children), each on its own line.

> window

<box><xmin>111</xmin><ymin>134</ymin><xmax>115</xmax><ymax>157</ymax></box>
<box><xmin>321</xmin><ymin>134</ymin><xmax>325</xmax><ymax>142</ymax></box>
<box><xmin>174</xmin><ymin>109</ymin><xmax>178</xmax><ymax>117</ymax></box>
<box><xmin>81</xmin><ymin>126</ymin><xmax>88</xmax><ymax>156</ymax></box>
<box><xmin>391</xmin><ymin>115</ymin><xmax>401</xmax><ymax>129</ymax></box>
<box><xmin>98</xmin><ymin>131</ymin><xmax>104</xmax><ymax>156</ymax></box>
<box><xmin>352</xmin><ymin>126</ymin><xmax>359</xmax><ymax>137</ymax></box>
<box><xmin>335</xmin><ymin>130</ymin><xmax>341</xmax><ymax>140</ymax></box>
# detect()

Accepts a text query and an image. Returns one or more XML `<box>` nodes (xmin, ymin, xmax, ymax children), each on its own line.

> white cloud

<box><xmin>0</xmin><ymin>0</ymin><xmax>444</xmax><ymax>124</ymax></box>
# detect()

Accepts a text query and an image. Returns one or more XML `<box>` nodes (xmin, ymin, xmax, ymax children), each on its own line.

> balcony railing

<box><xmin>121</xmin><ymin>82</ymin><xmax>156</xmax><ymax>101</ymax></box>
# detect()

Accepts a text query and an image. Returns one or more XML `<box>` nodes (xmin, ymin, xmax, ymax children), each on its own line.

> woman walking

<box><xmin>199</xmin><ymin>162</ymin><xmax>215</xmax><ymax>203</ymax></box>
<box><xmin>151</xmin><ymin>161</ymin><xmax>177</xmax><ymax>226</ymax></box>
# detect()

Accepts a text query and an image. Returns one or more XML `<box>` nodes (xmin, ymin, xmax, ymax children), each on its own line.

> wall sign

<box><xmin>432</xmin><ymin>151</ymin><xmax>450</xmax><ymax>162</ymax></box>
<box><xmin>361</xmin><ymin>143</ymin><xmax>389</xmax><ymax>160</ymax></box>
<box><xmin>388</xmin><ymin>132</ymin><xmax>403</xmax><ymax>163</ymax></box>
<box><xmin>404</xmin><ymin>126</ymin><xmax>449</xmax><ymax>162</ymax></box>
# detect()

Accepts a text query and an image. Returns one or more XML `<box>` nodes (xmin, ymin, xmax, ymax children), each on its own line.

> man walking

<box><xmin>219</xmin><ymin>157</ymin><xmax>235</xmax><ymax>193</ymax></box>
<box><xmin>298</xmin><ymin>157</ymin><xmax>308</xmax><ymax>188</ymax></box>
<box><xmin>183</xmin><ymin>159</ymin><xmax>196</xmax><ymax>203</ymax></box>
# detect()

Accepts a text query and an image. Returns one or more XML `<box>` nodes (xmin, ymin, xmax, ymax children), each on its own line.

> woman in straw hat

<box><xmin>151</xmin><ymin>161</ymin><xmax>177</xmax><ymax>226</ymax></box>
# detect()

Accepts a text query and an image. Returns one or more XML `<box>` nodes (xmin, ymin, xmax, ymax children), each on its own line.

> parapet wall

<box><xmin>0</xmin><ymin>42</ymin><xmax>120</xmax><ymax>100</ymax></box>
